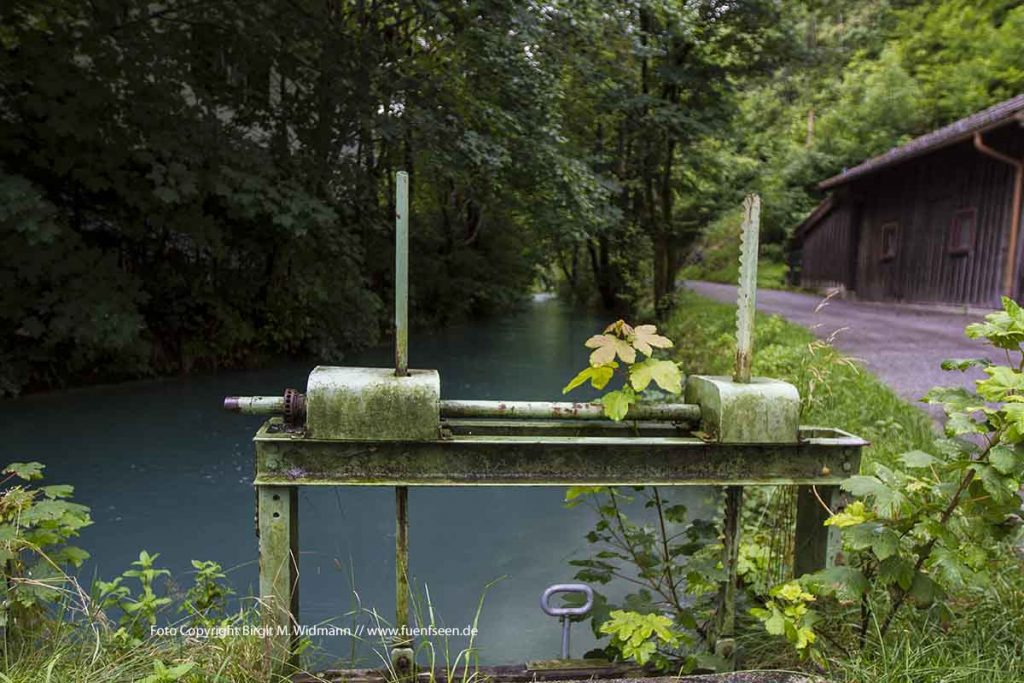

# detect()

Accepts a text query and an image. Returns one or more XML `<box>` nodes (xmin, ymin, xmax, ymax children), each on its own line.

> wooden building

<box><xmin>791</xmin><ymin>94</ymin><xmax>1024</xmax><ymax>306</ymax></box>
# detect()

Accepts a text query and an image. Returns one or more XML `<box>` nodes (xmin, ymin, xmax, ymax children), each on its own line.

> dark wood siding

<box><xmin>840</xmin><ymin>125</ymin><xmax>1023</xmax><ymax>306</ymax></box>
<box><xmin>799</xmin><ymin>202</ymin><xmax>856</xmax><ymax>290</ymax></box>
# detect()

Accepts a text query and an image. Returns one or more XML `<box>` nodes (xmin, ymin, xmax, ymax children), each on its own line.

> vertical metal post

<box><xmin>794</xmin><ymin>485</ymin><xmax>842</xmax><ymax>576</ymax></box>
<box><xmin>392</xmin><ymin>171</ymin><xmax>414</xmax><ymax>678</ymax></box>
<box><xmin>715</xmin><ymin>193</ymin><xmax>760</xmax><ymax>667</ymax></box>
<box><xmin>395</xmin><ymin>487</ymin><xmax>410</xmax><ymax>635</ymax></box>
<box><xmin>734</xmin><ymin>194</ymin><xmax>761</xmax><ymax>384</ymax></box>
<box><xmin>395</xmin><ymin>170</ymin><xmax>409</xmax><ymax>378</ymax></box>
<box><xmin>715</xmin><ymin>486</ymin><xmax>742</xmax><ymax>664</ymax></box>
<box><xmin>258</xmin><ymin>484</ymin><xmax>299</xmax><ymax>674</ymax></box>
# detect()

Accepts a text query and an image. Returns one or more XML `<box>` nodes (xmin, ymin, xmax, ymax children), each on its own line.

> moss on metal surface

<box><xmin>305</xmin><ymin>366</ymin><xmax>440</xmax><ymax>441</ymax></box>
<box><xmin>685</xmin><ymin>375</ymin><xmax>800</xmax><ymax>444</ymax></box>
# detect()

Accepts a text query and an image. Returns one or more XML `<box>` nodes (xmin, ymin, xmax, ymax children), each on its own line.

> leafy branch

<box><xmin>755</xmin><ymin>297</ymin><xmax>1024</xmax><ymax>660</ymax></box>
<box><xmin>563</xmin><ymin>319</ymin><xmax>683</xmax><ymax>420</ymax></box>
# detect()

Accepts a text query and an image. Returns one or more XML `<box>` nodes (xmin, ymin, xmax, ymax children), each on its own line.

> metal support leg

<box><xmin>715</xmin><ymin>486</ymin><xmax>742</xmax><ymax>666</ymax></box>
<box><xmin>794</xmin><ymin>485</ymin><xmax>841</xmax><ymax>576</ymax></box>
<box><xmin>391</xmin><ymin>486</ymin><xmax>414</xmax><ymax>678</ymax></box>
<box><xmin>258</xmin><ymin>485</ymin><xmax>299</xmax><ymax>674</ymax></box>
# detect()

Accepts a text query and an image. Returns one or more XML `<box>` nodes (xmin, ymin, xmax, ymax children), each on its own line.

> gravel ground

<box><xmin>684</xmin><ymin>281</ymin><xmax>994</xmax><ymax>417</ymax></box>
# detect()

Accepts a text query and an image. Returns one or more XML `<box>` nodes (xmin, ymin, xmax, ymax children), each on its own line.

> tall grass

<box><xmin>0</xmin><ymin>603</ymin><xmax>278</xmax><ymax>682</ymax></box>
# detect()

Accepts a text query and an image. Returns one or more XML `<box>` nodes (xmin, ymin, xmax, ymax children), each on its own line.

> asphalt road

<box><xmin>684</xmin><ymin>280</ymin><xmax>993</xmax><ymax>414</ymax></box>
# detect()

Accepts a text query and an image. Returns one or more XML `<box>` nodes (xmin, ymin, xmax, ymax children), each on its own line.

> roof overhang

<box><xmin>818</xmin><ymin>94</ymin><xmax>1024</xmax><ymax>190</ymax></box>
<box><xmin>792</xmin><ymin>196</ymin><xmax>836</xmax><ymax>241</ymax></box>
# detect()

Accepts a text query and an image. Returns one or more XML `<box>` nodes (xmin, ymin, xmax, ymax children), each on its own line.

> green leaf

<box><xmin>965</xmin><ymin>298</ymin><xmax>1024</xmax><ymax>349</ymax></box>
<box><xmin>841</xmin><ymin>475</ymin><xmax>887</xmax><ymax>498</ymax></box>
<box><xmin>899</xmin><ymin>450</ymin><xmax>938</xmax><ymax>469</ymax></box>
<box><xmin>922</xmin><ymin>386</ymin><xmax>981</xmax><ymax>414</ymax></box>
<box><xmin>804</xmin><ymin>567</ymin><xmax>868</xmax><ymax>599</ymax></box>
<box><xmin>4</xmin><ymin>462</ymin><xmax>44</xmax><ymax>481</ymax></box>
<box><xmin>940</xmin><ymin>358</ymin><xmax>993</xmax><ymax>372</ymax></box>
<box><xmin>945</xmin><ymin>411</ymin><xmax>988</xmax><ymax>437</ymax></box>
<box><xmin>988</xmin><ymin>445</ymin><xmax>1020</xmax><ymax>475</ymax></box>
<box><xmin>877</xmin><ymin>556</ymin><xmax>915</xmax><ymax>590</ymax></box>
<box><xmin>869</xmin><ymin>527</ymin><xmax>901</xmax><ymax>560</ymax></box>
<box><xmin>563</xmin><ymin>362</ymin><xmax>617</xmax><ymax>394</ymax></box>
<box><xmin>908</xmin><ymin>572</ymin><xmax>943</xmax><ymax>608</ymax></box>
<box><xmin>971</xmin><ymin>463</ymin><xmax>1018</xmax><ymax>505</ymax></box>
<box><xmin>40</xmin><ymin>484</ymin><xmax>74</xmax><ymax>499</ymax></box>
<box><xmin>564</xmin><ymin>486</ymin><xmax>605</xmax><ymax>507</ymax></box>
<box><xmin>824</xmin><ymin>500</ymin><xmax>872</xmax><ymax>528</ymax></box>
<box><xmin>977</xmin><ymin>366</ymin><xmax>1024</xmax><ymax>402</ymax></box>
<box><xmin>628</xmin><ymin>358</ymin><xmax>682</xmax><ymax>393</ymax></box>
<box><xmin>599</xmin><ymin>389</ymin><xmax>636</xmax><ymax>421</ymax></box>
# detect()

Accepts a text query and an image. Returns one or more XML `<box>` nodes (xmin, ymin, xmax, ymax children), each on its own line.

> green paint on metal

<box><xmin>734</xmin><ymin>194</ymin><xmax>760</xmax><ymax>383</ymax></box>
<box><xmin>685</xmin><ymin>375</ymin><xmax>800</xmax><ymax>444</ymax></box>
<box><xmin>395</xmin><ymin>171</ymin><xmax>409</xmax><ymax>377</ymax></box>
<box><xmin>794</xmin><ymin>484</ymin><xmax>843</xmax><ymax>576</ymax></box>
<box><xmin>257</xmin><ymin>484</ymin><xmax>299</xmax><ymax>674</ymax></box>
<box><xmin>715</xmin><ymin>485</ymin><xmax>743</xmax><ymax>667</ymax></box>
<box><xmin>394</xmin><ymin>486</ymin><xmax>411</xmax><ymax>648</ymax></box>
<box><xmin>305</xmin><ymin>366</ymin><xmax>440</xmax><ymax>441</ymax></box>
<box><xmin>253</xmin><ymin>425</ymin><xmax>862</xmax><ymax>486</ymax></box>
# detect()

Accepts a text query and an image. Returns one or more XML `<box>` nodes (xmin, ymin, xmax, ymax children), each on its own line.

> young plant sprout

<box><xmin>562</xmin><ymin>320</ymin><xmax>683</xmax><ymax>420</ymax></box>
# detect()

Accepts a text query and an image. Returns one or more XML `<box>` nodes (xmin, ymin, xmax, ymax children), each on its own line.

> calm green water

<box><xmin>1</xmin><ymin>296</ymin><xmax>709</xmax><ymax>665</ymax></box>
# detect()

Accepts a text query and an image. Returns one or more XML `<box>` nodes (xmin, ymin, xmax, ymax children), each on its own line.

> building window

<box><xmin>880</xmin><ymin>222</ymin><xmax>899</xmax><ymax>261</ymax></box>
<box><xmin>948</xmin><ymin>208</ymin><xmax>976</xmax><ymax>255</ymax></box>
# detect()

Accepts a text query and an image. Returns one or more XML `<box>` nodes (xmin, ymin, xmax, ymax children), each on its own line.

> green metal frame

<box><xmin>254</xmin><ymin>421</ymin><xmax>861</xmax><ymax>486</ymax></box>
<box><xmin>253</xmin><ymin>419</ymin><xmax>863</xmax><ymax>672</ymax></box>
<box><xmin>247</xmin><ymin>180</ymin><xmax>866</xmax><ymax>676</ymax></box>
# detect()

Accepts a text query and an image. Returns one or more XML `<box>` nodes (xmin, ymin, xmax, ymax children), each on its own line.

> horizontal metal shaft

<box><xmin>439</xmin><ymin>400</ymin><xmax>701</xmax><ymax>423</ymax></box>
<box><xmin>225</xmin><ymin>395</ymin><xmax>702</xmax><ymax>424</ymax></box>
<box><xmin>224</xmin><ymin>396</ymin><xmax>286</xmax><ymax>415</ymax></box>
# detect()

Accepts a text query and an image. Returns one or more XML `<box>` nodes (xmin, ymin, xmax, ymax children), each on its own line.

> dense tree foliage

<box><xmin>702</xmin><ymin>0</ymin><xmax>1024</xmax><ymax>250</ymax></box>
<box><xmin>0</xmin><ymin>0</ymin><xmax>583</xmax><ymax>393</ymax></box>
<box><xmin>2</xmin><ymin>1</ymin><xmax>1022</xmax><ymax>393</ymax></box>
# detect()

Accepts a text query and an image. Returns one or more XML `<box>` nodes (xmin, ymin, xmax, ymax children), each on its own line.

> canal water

<box><xmin>1</xmin><ymin>296</ymin><xmax>710</xmax><ymax>666</ymax></box>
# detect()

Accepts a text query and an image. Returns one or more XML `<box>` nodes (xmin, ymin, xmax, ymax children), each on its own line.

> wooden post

<box><xmin>258</xmin><ymin>485</ymin><xmax>299</xmax><ymax>674</ymax></box>
<box><xmin>794</xmin><ymin>484</ymin><xmax>841</xmax><ymax>577</ymax></box>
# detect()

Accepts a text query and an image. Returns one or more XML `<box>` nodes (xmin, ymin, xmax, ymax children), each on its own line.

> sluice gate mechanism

<box><xmin>225</xmin><ymin>175</ymin><xmax>865</xmax><ymax>679</ymax></box>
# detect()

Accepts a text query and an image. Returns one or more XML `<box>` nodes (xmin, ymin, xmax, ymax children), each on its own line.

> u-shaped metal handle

<box><xmin>540</xmin><ymin>583</ymin><xmax>594</xmax><ymax>616</ymax></box>
<box><xmin>540</xmin><ymin>583</ymin><xmax>593</xmax><ymax>658</ymax></box>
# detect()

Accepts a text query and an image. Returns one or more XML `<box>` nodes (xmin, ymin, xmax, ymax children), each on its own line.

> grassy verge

<box><xmin>664</xmin><ymin>291</ymin><xmax>1024</xmax><ymax>682</ymax></box>
<box><xmin>666</xmin><ymin>290</ymin><xmax>935</xmax><ymax>468</ymax></box>
<box><xmin>678</xmin><ymin>207</ymin><xmax>790</xmax><ymax>290</ymax></box>
<box><xmin>1</xmin><ymin>616</ymin><xmax>270</xmax><ymax>682</ymax></box>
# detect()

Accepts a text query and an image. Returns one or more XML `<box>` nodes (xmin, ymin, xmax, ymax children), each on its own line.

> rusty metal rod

<box><xmin>223</xmin><ymin>396</ymin><xmax>286</xmax><ymax>415</ymax></box>
<box><xmin>439</xmin><ymin>400</ymin><xmax>701</xmax><ymax>422</ymax></box>
<box><xmin>225</xmin><ymin>396</ymin><xmax>703</xmax><ymax>423</ymax></box>
<box><xmin>395</xmin><ymin>486</ymin><xmax>410</xmax><ymax>640</ymax></box>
